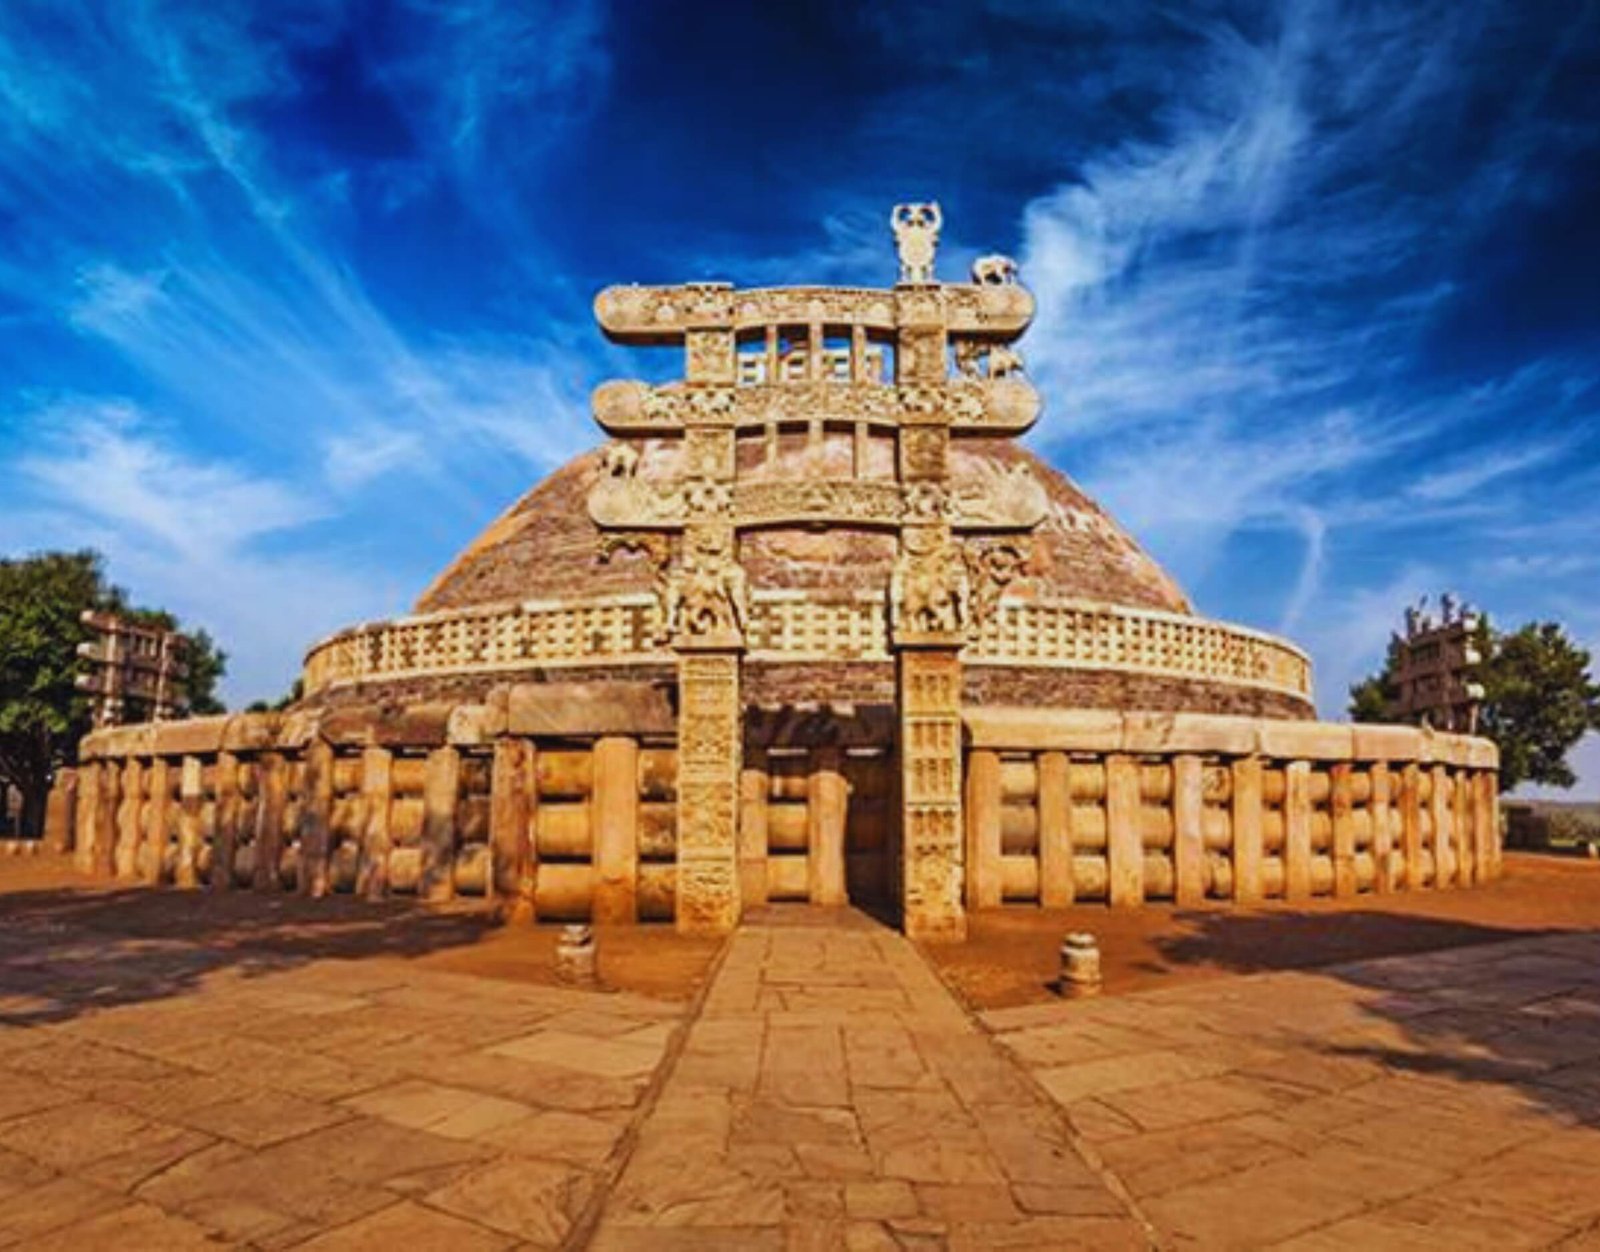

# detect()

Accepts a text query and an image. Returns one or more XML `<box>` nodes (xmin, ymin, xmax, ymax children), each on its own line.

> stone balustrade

<box><xmin>51</xmin><ymin>695</ymin><xmax>1499</xmax><ymax>926</ymax></box>
<box><xmin>301</xmin><ymin>593</ymin><xmax>1312</xmax><ymax>701</ymax></box>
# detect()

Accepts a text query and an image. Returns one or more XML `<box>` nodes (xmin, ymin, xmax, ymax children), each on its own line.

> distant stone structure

<box><xmin>1388</xmin><ymin>594</ymin><xmax>1486</xmax><ymax>734</ymax></box>
<box><xmin>75</xmin><ymin>611</ymin><xmax>189</xmax><ymax>727</ymax></box>
<box><xmin>55</xmin><ymin>207</ymin><xmax>1503</xmax><ymax>934</ymax></box>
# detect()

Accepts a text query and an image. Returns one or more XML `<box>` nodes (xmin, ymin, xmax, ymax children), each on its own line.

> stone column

<box><xmin>592</xmin><ymin>735</ymin><xmax>640</xmax><ymax>924</ymax></box>
<box><xmin>1105</xmin><ymin>754</ymin><xmax>1143</xmax><ymax>907</ymax></box>
<box><xmin>73</xmin><ymin>763</ymin><xmax>100</xmax><ymax>874</ymax></box>
<box><xmin>1172</xmin><ymin>754</ymin><xmax>1205</xmax><ymax>906</ymax></box>
<box><xmin>254</xmin><ymin>752</ymin><xmax>286</xmax><ymax>892</ymax></box>
<box><xmin>1370</xmin><ymin>762</ymin><xmax>1393</xmax><ymax>894</ymax></box>
<box><xmin>898</xmin><ymin>645</ymin><xmax>965</xmax><ymax>941</ymax></box>
<box><xmin>1284</xmin><ymin>760</ymin><xmax>1312</xmax><ymax>901</ymax></box>
<box><xmin>358</xmin><ymin>747</ymin><xmax>394</xmax><ymax>900</ymax></box>
<box><xmin>145</xmin><ymin>757</ymin><xmax>170</xmax><ymax>885</ymax></box>
<box><xmin>676</xmin><ymin>646</ymin><xmax>743</xmax><ymax>933</ymax></box>
<box><xmin>1398</xmin><ymin>763</ymin><xmax>1424</xmax><ymax>889</ymax></box>
<box><xmin>1454</xmin><ymin>771</ymin><xmax>1475</xmax><ymax>886</ymax></box>
<box><xmin>212</xmin><ymin>752</ymin><xmax>240</xmax><ymax>891</ymax></box>
<box><xmin>738</xmin><ymin>748</ymin><xmax>770</xmax><ymax>909</ymax></box>
<box><xmin>421</xmin><ymin>746</ymin><xmax>460</xmax><ymax>902</ymax></box>
<box><xmin>488</xmin><ymin>739</ymin><xmax>530</xmax><ymax>913</ymax></box>
<box><xmin>963</xmin><ymin>748</ymin><xmax>1002</xmax><ymax>911</ymax></box>
<box><xmin>114</xmin><ymin>757</ymin><xmax>143</xmax><ymax>880</ymax></box>
<box><xmin>1431</xmin><ymin>764</ymin><xmax>1454</xmax><ymax>889</ymax></box>
<box><xmin>43</xmin><ymin>768</ymin><xmax>76</xmax><ymax>854</ymax></box>
<box><xmin>94</xmin><ymin>761</ymin><xmax>119</xmax><ymax>878</ymax></box>
<box><xmin>298</xmin><ymin>741</ymin><xmax>335</xmax><ymax>898</ymax></box>
<box><xmin>175</xmin><ymin>755</ymin><xmax>203</xmax><ymax>888</ymax></box>
<box><xmin>1038</xmin><ymin>750</ymin><xmax>1074</xmax><ymax>907</ymax></box>
<box><xmin>809</xmin><ymin>747</ymin><xmax>848</xmax><ymax>907</ymax></box>
<box><xmin>1329</xmin><ymin>763</ymin><xmax>1356</xmax><ymax>898</ymax></box>
<box><xmin>1231</xmin><ymin>756</ymin><xmax>1263</xmax><ymax>904</ymax></box>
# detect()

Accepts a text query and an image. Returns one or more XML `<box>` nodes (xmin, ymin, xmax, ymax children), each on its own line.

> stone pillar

<box><xmin>1399</xmin><ymin>764</ymin><xmax>1424</xmax><ymax>889</ymax></box>
<box><xmin>73</xmin><ymin>763</ymin><xmax>100</xmax><ymax>874</ymax></box>
<box><xmin>488</xmin><ymin>739</ymin><xmax>530</xmax><ymax>912</ymax></box>
<box><xmin>421</xmin><ymin>746</ymin><xmax>460</xmax><ymax>903</ymax></box>
<box><xmin>94</xmin><ymin>761</ymin><xmax>119</xmax><ymax>878</ymax></box>
<box><xmin>738</xmin><ymin>748</ymin><xmax>770</xmax><ymax>909</ymax></box>
<box><xmin>1454</xmin><ymin>771</ymin><xmax>1475</xmax><ymax>886</ymax></box>
<box><xmin>358</xmin><ymin>746</ymin><xmax>394</xmax><ymax>900</ymax></box>
<box><xmin>592</xmin><ymin>735</ymin><xmax>640</xmax><ymax>924</ymax></box>
<box><xmin>1472</xmin><ymin>770</ymin><xmax>1495</xmax><ymax>884</ymax></box>
<box><xmin>175</xmin><ymin>755</ymin><xmax>203</xmax><ymax>888</ymax></box>
<box><xmin>676</xmin><ymin>647</ymin><xmax>743</xmax><ymax>934</ymax></box>
<box><xmin>1038</xmin><ymin>751</ymin><xmax>1074</xmax><ymax>907</ymax></box>
<box><xmin>1172</xmin><ymin>753</ymin><xmax>1205</xmax><ymax>906</ymax></box>
<box><xmin>808</xmin><ymin>747</ymin><xmax>848</xmax><ymax>907</ymax></box>
<box><xmin>1231</xmin><ymin>757</ymin><xmax>1263</xmax><ymax>904</ymax></box>
<box><xmin>1479</xmin><ymin>770</ymin><xmax>1502</xmax><ymax>879</ymax></box>
<box><xmin>1370</xmin><ymin>762</ymin><xmax>1393</xmax><ymax>894</ymax></box>
<box><xmin>254</xmin><ymin>753</ymin><xmax>286</xmax><ymax>892</ymax></box>
<box><xmin>145</xmin><ymin>757</ymin><xmax>170</xmax><ymax>885</ymax></box>
<box><xmin>1330</xmin><ymin>763</ymin><xmax>1356</xmax><ymax>898</ymax></box>
<box><xmin>114</xmin><ymin>757</ymin><xmax>143</xmax><ymax>880</ymax></box>
<box><xmin>212</xmin><ymin>752</ymin><xmax>240</xmax><ymax>891</ymax></box>
<box><xmin>43</xmin><ymin>768</ymin><xmax>76</xmax><ymax>854</ymax></box>
<box><xmin>1284</xmin><ymin>760</ymin><xmax>1312</xmax><ymax>902</ymax></box>
<box><xmin>963</xmin><ymin>748</ymin><xmax>1002</xmax><ymax>911</ymax></box>
<box><xmin>297</xmin><ymin>741</ymin><xmax>334</xmax><ymax>898</ymax></box>
<box><xmin>1431</xmin><ymin>764</ymin><xmax>1454</xmax><ymax>888</ymax></box>
<box><xmin>1105</xmin><ymin>754</ymin><xmax>1143</xmax><ymax>907</ymax></box>
<box><xmin>898</xmin><ymin>646</ymin><xmax>965</xmax><ymax>941</ymax></box>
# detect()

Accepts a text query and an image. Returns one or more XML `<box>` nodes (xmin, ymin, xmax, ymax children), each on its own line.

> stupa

<box><xmin>67</xmin><ymin>206</ymin><xmax>1501</xmax><ymax>938</ymax></box>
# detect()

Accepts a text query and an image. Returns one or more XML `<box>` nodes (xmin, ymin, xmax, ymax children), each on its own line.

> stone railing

<box><xmin>958</xmin><ymin>709</ymin><xmax>1501</xmax><ymax>908</ymax></box>
<box><xmin>57</xmin><ymin>695</ymin><xmax>1501</xmax><ymax>926</ymax></box>
<box><xmin>302</xmin><ymin>593</ymin><xmax>1312</xmax><ymax>700</ymax></box>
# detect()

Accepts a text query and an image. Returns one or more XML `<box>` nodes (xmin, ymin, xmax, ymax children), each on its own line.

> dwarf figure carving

<box><xmin>666</xmin><ymin>528</ymin><xmax>749</xmax><ymax>640</ymax></box>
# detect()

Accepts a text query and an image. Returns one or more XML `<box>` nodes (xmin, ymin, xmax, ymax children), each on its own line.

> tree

<box><xmin>1349</xmin><ymin>617</ymin><xmax>1600</xmax><ymax>791</ymax></box>
<box><xmin>1478</xmin><ymin>623</ymin><xmax>1600</xmax><ymax>791</ymax></box>
<box><xmin>0</xmin><ymin>550</ymin><xmax>227</xmax><ymax>837</ymax></box>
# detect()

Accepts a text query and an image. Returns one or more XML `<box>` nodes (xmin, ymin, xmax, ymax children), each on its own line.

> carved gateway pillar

<box><xmin>587</xmin><ymin>206</ymin><xmax>1037</xmax><ymax>936</ymax></box>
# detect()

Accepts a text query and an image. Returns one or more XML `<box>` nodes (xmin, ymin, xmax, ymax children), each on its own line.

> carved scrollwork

<box><xmin>963</xmin><ymin>537</ymin><xmax>1032</xmax><ymax>627</ymax></box>
<box><xmin>949</xmin><ymin>461</ymin><xmax>1048</xmax><ymax>530</ymax></box>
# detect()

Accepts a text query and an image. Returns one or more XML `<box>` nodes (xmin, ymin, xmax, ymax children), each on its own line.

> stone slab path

<box><xmin>986</xmin><ymin>929</ymin><xmax>1600</xmax><ymax>1249</ymax></box>
<box><xmin>588</xmin><ymin>909</ymin><xmax>1145</xmax><ymax>1249</ymax></box>
<box><xmin>9</xmin><ymin>886</ymin><xmax>1600</xmax><ymax>1250</ymax></box>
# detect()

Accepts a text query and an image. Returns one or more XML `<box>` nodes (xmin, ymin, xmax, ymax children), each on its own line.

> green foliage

<box><xmin>0</xmin><ymin>549</ymin><xmax>229</xmax><ymax>835</ymax></box>
<box><xmin>1349</xmin><ymin>615</ymin><xmax>1600</xmax><ymax>792</ymax></box>
<box><xmin>1478</xmin><ymin>622</ymin><xmax>1600</xmax><ymax>791</ymax></box>
<box><xmin>245</xmin><ymin>678</ymin><xmax>302</xmax><ymax>714</ymax></box>
<box><xmin>1347</xmin><ymin>672</ymin><xmax>1393</xmax><ymax>723</ymax></box>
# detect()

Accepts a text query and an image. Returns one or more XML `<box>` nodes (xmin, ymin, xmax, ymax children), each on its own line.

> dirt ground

<box><xmin>924</xmin><ymin>851</ymin><xmax>1600</xmax><ymax>1009</ymax></box>
<box><xmin>0</xmin><ymin>852</ymin><xmax>722</xmax><ymax>1002</ymax></box>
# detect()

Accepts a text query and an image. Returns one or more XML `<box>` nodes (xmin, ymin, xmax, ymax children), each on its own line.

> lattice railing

<box><xmin>302</xmin><ymin>592</ymin><xmax>1311</xmax><ymax>698</ymax></box>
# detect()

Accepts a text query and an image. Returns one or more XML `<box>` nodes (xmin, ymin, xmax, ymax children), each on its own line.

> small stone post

<box><xmin>1172</xmin><ymin>754</ymin><xmax>1205</xmax><ymax>906</ymax></box>
<box><xmin>963</xmin><ymin>747</ymin><xmax>1003</xmax><ymax>911</ymax></box>
<box><xmin>212</xmin><ymin>752</ymin><xmax>240</xmax><ymax>891</ymax></box>
<box><xmin>1105</xmin><ymin>754</ymin><xmax>1143</xmax><ymax>907</ymax></box>
<box><xmin>1231</xmin><ymin>756</ymin><xmax>1264</xmax><ymax>904</ymax></box>
<box><xmin>1284</xmin><ymin>760</ymin><xmax>1312</xmax><ymax>902</ymax></box>
<box><xmin>421</xmin><ymin>746</ymin><xmax>460</xmax><ymax>903</ymax></box>
<box><xmin>1329</xmin><ymin>763</ymin><xmax>1355</xmax><ymax>898</ymax></box>
<box><xmin>488</xmin><ymin>738</ymin><xmax>530</xmax><ymax>912</ymax></box>
<box><xmin>175</xmin><ymin>754</ymin><xmax>203</xmax><ymax>888</ymax></box>
<box><xmin>1038</xmin><ymin>751</ymin><xmax>1074</xmax><ymax>907</ymax></box>
<box><xmin>1370</xmin><ymin>762</ymin><xmax>1393</xmax><ymax>893</ymax></box>
<box><xmin>592</xmin><ymin>735</ymin><xmax>640</xmax><ymax>924</ymax></box>
<box><xmin>808</xmin><ymin>747</ymin><xmax>849</xmax><ymax>907</ymax></box>
<box><xmin>738</xmin><ymin>748</ymin><xmax>770</xmax><ymax>909</ymax></box>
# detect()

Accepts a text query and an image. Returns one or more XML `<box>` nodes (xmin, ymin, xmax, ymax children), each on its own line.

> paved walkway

<box><xmin>590</xmin><ymin>910</ymin><xmax>1143</xmax><ymax>1249</ymax></box>
<box><xmin>985</xmin><ymin>930</ymin><xmax>1600</xmax><ymax>1248</ymax></box>
<box><xmin>7</xmin><ymin>884</ymin><xmax>1600</xmax><ymax>1249</ymax></box>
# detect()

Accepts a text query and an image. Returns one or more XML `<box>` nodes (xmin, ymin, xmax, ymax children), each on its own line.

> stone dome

<box><xmin>416</xmin><ymin>439</ymin><xmax>1189</xmax><ymax>615</ymax></box>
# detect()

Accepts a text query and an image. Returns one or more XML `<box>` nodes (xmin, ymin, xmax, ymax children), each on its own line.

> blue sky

<box><xmin>2</xmin><ymin>1</ymin><xmax>1597</xmax><ymax>792</ymax></box>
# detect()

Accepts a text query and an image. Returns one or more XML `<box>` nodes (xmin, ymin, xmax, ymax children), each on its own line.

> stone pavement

<box><xmin>0</xmin><ymin>900</ymin><xmax>684</xmax><ymax>1250</ymax></box>
<box><xmin>588</xmin><ymin>910</ymin><xmax>1145</xmax><ymax>1249</ymax></box>
<box><xmin>8</xmin><ymin>891</ymin><xmax>1600</xmax><ymax>1250</ymax></box>
<box><xmin>986</xmin><ymin>929</ymin><xmax>1600</xmax><ymax>1248</ymax></box>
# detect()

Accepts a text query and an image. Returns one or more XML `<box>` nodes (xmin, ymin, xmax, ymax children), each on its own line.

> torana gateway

<box><xmin>67</xmin><ymin>209</ymin><xmax>1502</xmax><ymax>938</ymax></box>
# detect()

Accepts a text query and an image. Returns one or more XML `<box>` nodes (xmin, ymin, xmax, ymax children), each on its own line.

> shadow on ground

<box><xmin>0</xmin><ymin>879</ymin><xmax>501</xmax><ymax>1028</ymax></box>
<box><xmin>1150</xmin><ymin>905</ymin><xmax>1600</xmax><ymax>1129</ymax></box>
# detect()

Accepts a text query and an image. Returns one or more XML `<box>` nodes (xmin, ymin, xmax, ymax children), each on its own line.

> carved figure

<box><xmin>951</xmin><ymin>461</ymin><xmax>1048</xmax><ymax>528</ymax></box>
<box><xmin>892</xmin><ymin>529</ymin><xmax>970</xmax><ymax>635</ymax></box>
<box><xmin>602</xmin><ymin>442</ymin><xmax>639</xmax><ymax>478</ymax></box>
<box><xmin>891</xmin><ymin>202</ymin><xmax>943</xmax><ymax>285</ymax></box>
<box><xmin>964</xmin><ymin>538</ymin><xmax>1031</xmax><ymax>625</ymax></box>
<box><xmin>971</xmin><ymin>254</ymin><xmax>1019</xmax><ymax>286</ymax></box>
<box><xmin>666</xmin><ymin>529</ymin><xmax>749</xmax><ymax>640</ymax></box>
